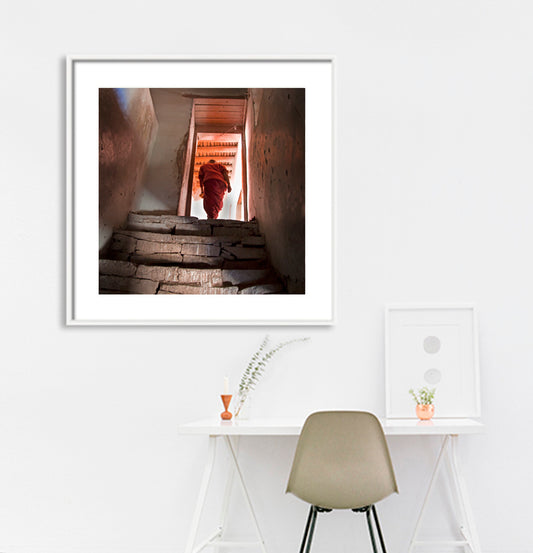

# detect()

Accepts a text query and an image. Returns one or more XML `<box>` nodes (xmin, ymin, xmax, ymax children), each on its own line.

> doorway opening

<box><xmin>190</xmin><ymin>132</ymin><xmax>244</xmax><ymax>220</ymax></box>
<box><xmin>179</xmin><ymin>96</ymin><xmax>248</xmax><ymax>220</ymax></box>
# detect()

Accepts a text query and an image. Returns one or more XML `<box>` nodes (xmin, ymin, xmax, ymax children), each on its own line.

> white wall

<box><xmin>2</xmin><ymin>2</ymin><xmax>533</xmax><ymax>553</ymax></box>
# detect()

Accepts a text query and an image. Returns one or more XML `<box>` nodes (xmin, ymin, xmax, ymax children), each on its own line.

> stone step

<box><xmin>127</xmin><ymin>220</ymin><xmax>209</xmax><ymax>235</ymax></box>
<box><xmin>158</xmin><ymin>283</ymin><xmax>239</xmax><ymax>295</ymax></box>
<box><xmin>126</xmin><ymin>213</ymin><xmax>260</xmax><ymax>237</ymax></box>
<box><xmin>131</xmin><ymin>210</ymin><xmax>180</xmax><ymax>216</ymax></box>
<box><xmin>101</xmin><ymin>260</ymin><xmax>224</xmax><ymax>287</ymax></box>
<box><xmin>99</xmin><ymin>275</ymin><xmax>159</xmax><ymax>294</ymax></box>
<box><xmin>222</xmin><ymin>269</ymin><xmax>285</xmax><ymax>293</ymax></box>
<box><xmin>99</xmin><ymin>212</ymin><xmax>284</xmax><ymax>294</ymax></box>
<box><xmin>115</xmin><ymin>230</ymin><xmax>234</xmax><ymax>246</ymax></box>
<box><xmin>99</xmin><ymin>260</ymin><xmax>285</xmax><ymax>294</ymax></box>
<box><xmin>239</xmin><ymin>283</ymin><xmax>285</xmax><ymax>294</ymax></box>
<box><xmin>212</xmin><ymin>226</ymin><xmax>260</xmax><ymax>238</ymax></box>
<box><xmin>129</xmin><ymin>212</ymin><xmax>199</xmax><ymax>224</ymax></box>
<box><xmin>108</xmin><ymin>229</ymin><xmax>267</xmax><ymax>267</ymax></box>
<box><xmin>221</xmin><ymin>268</ymin><xmax>273</xmax><ymax>286</ymax></box>
<box><xmin>221</xmin><ymin>246</ymin><xmax>266</xmax><ymax>260</ymax></box>
<box><xmin>100</xmin><ymin>259</ymin><xmax>137</xmax><ymax>277</ymax></box>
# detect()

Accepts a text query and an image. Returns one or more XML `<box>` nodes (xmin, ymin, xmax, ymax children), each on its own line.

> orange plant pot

<box><xmin>416</xmin><ymin>404</ymin><xmax>435</xmax><ymax>421</ymax></box>
<box><xmin>220</xmin><ymin>394</ymin><xmax>233</xmax><ymax>420</ymax></box>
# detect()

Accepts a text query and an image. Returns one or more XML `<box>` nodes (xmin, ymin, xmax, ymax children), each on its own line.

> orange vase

<box><xmin>220</xmin><ymin>394</ymin><xmax>233</xmax><ymax>420</ymax></box>
<box><xmin>416</xmin><ymin>404</ymin><xmax>435</xmax><ymax>421</ymax></box>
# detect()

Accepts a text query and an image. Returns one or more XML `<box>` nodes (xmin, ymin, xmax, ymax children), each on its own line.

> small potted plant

<box><xmin>409</xmin><ymin>386</ymin><xmax>436</xmax><ymax>420</ymax></box>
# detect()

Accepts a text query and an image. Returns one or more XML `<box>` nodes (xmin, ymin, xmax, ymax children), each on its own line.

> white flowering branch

<box><xmin>235</xmin><ymin>335</ymin><xmax>309</xmax><ymax>417</ymax></box>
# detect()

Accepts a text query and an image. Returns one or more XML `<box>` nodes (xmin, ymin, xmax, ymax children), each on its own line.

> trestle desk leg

<box><xmin>214</xmin><ymin>436</ymin><xmax>239</xmax><ymax>553</ymax></box>
<box><xmin>185</xmin><ymin>436</ymin><xmax>218</xmax><ymax>553</ymax></box>
<box><xmin>448</xmin><ymin>435</ymin><xmax>482</xmax><ymax>553</ymax></box>
<box><xmin>407</xmin><ymin>435</ymin><xmax>449</xmax><ymax>553</ymax></box>
<box><xmin>224</xmin><ymin>435</ymin><xmax>267</xmax><ymax>553</ymax></box>
<box><xmin>444</xmin><ymin>439</ymin><xmax>470</xmax><ymax>551</ymax></box>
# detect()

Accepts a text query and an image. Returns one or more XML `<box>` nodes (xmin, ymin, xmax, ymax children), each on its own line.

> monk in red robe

<box><xmin>199</xmin><ymin>159</ymin><xmax>232</xmax><ymax>219</ymax></box>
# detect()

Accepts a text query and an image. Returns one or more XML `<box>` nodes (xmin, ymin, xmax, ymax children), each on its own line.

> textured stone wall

<box><xmin>247</xmin><ymin>88</ymin><xmax>305</xmax><ymax>293</ymax></box>
<box><xmin>99</xmin><ymin>88</ymin><xmax>158</xmax><ymax>250</ymax></box>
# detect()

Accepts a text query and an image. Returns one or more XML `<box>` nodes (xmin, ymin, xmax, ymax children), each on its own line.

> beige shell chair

<box><xmin>286</xmin><ymin>411</ymin><xmax>398</xmax><ymax>553</ymax></box>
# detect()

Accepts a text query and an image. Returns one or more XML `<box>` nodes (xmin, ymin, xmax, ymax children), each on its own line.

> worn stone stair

<box><xmin>99</xmin><ymin>212</ymin><xmax>286</xmax><ymax>295</ymax></box>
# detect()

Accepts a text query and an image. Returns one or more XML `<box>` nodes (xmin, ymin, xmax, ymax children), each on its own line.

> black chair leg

<box><xmin>304</xmin><ymin>506</ymin><xmax>318</xmax><ymax>553</ymax></box>
<box><xmin>371</xmin><ymin>505</ymin><xmax>388</xmax><ymax>553</ymax></box>
<box><xmin>299</xmin><ymin>506</ymin><xmax>314</xmax><ymax>553</ymax></box>
<box><xmin>365</xmin><ymin>508</ymin><xmax>378</xmax><ymax>553</ymax></box>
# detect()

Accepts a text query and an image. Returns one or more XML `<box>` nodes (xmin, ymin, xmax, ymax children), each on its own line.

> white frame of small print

<box><xmin>385</xmin><ymin>304</ymin><xmax>480</xmax><ymax>419</ymax></box>
<box><xmin>66</xmin><ymin>55</ymin><xmax>335</xmax><ymax>325</ymax></box>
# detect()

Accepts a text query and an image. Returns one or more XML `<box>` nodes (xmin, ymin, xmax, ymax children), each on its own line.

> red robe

<box><xmin>199</xmin><ymin>162</ymin><xmax>230</xmax><ymax>219</ymax></box>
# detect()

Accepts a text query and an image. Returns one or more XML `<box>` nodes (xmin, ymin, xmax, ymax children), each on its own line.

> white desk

<box><xmin>179</xmin><ymin>417</ymin><xmax>484</xmax><ymax>553</ymax></box>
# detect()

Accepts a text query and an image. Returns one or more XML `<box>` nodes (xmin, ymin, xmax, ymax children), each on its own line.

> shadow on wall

<box><xmin>99</xmin><ymin>88</ymin><xmax>158</xmax><ymax>251</ymax></box>
<box><xmin>137</xmin><ymin>88</ymin><xmax>195</xmax><ymax>212</ymax></box>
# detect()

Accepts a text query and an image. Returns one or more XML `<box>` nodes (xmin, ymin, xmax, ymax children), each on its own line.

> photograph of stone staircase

<box><xmin>99</xmin><ymin>212</ymin><xmax>286</xmax><ymax>295</ymax></box>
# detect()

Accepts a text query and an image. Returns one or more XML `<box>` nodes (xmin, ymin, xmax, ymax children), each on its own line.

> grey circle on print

<box><xmin>423</xmin><ymin>335</ymin><xmax>441</xmax><ymax>354</ymax></box>
<box><xmin>424</xmin><ymin>368</ymin><xmax>442</xmax><ymax>385</ymax></box>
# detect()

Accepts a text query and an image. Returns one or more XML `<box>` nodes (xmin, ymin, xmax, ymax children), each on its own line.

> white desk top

<box><xmin>178</xmin><ymin>417</ymin><xmax>484</xmax><ymax>436</ymax></box>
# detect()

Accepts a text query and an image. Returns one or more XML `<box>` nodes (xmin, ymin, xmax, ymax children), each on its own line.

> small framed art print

<box><xmin>385</xmin><ymin>304</ymin><xmax>480</xmax><ymax>418</ymax></box>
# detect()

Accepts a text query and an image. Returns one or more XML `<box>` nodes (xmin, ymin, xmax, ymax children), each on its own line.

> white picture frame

<box><xmin>385</xmin><ymin>304</ymin><xmax>480</xmax><ymax>419</ymax></box>
<box><xmin>66</xmin><ymin>56</ymin><xmax>335</xmax><ymax>325</ymax></box>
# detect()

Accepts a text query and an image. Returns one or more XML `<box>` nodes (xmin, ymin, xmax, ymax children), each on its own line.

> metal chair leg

<box><xmin>299</xmin><ymin>506</ymin><xmax>314</xmax><ymax>553</ymax></box>
<box><xmin>304</xmin><ymin>506</ymin><xmax>318</xmax><ymax>553</ymax></box>
<box><xmin>365</xmin><ymin>508</ymin><xmax>379</xmax><ymax>553</ymax></box>
<box><xmin>371</xmin><ymin>505</ymin><xmax>388</xmax><ymax>553</ymax></box>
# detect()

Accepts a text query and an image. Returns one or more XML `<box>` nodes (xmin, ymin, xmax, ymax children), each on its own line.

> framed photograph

<box><xmin>385</xmin><ymin>304</ymin><xmax>480</xmax><ymax>418</ymax></box>
<box><xmin>66</xmin><ymin>56</ymin><xmax>334</xmax><ymax>325</ymax></box>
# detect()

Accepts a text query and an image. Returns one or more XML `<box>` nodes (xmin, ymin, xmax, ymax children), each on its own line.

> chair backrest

<box><xmin>286</xmin><ymin>411</ymin><xmax>398</xmax><ymax>510</ymax></box>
